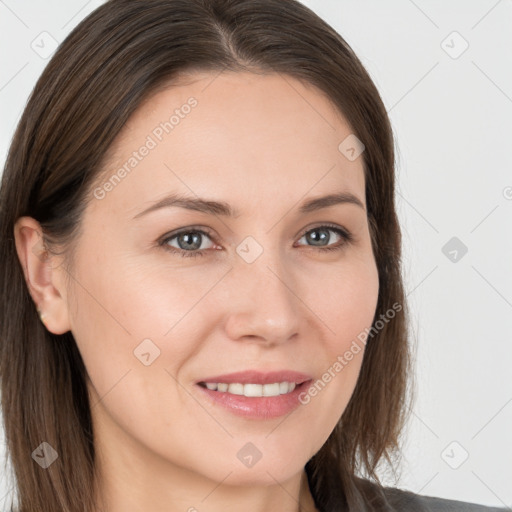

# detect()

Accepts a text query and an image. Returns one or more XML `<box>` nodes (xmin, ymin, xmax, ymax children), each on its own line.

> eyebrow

<box><xmin>132</xmin><ymin>191</ymin><xmax>365</xmax><ymax>220</ymax></box>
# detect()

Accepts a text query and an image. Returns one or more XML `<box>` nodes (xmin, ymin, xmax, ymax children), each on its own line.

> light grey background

<box><xmin>1</xmin><ymin>0</ymin><xmax>511</xmax><ymax>508</ymax></box>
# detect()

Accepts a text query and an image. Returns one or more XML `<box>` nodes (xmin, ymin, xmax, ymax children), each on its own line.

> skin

<box><xmin>15</xmin><ymin>71</ymin><xmax>379</xmax><ymax>512</ymax></box>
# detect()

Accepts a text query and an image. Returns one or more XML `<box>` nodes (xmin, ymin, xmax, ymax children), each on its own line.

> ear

<box><xmin>13</xmin><ymin>216</ymin><xmax>71</xmax><ymax>335</ymax></box>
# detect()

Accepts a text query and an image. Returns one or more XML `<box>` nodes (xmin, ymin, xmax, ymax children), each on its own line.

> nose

<box><xmin>222</xmin><ymin>248</ymin><xmax>302</xmax><ymax>347</ymax></box>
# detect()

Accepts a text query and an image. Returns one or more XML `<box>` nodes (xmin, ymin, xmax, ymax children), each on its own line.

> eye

<box><xmin>158</xmin><ymin>223</ymin><xmax>353</xmax><ymax>258</ymax></box>
<box><xmin>158</xmin><ymin>227</ymin><xmax>216</xmax><ymax>258</ymax></box>
<box><xmin>295</xmin><ymin>224</ymin><xmax>353</xmax><ymax>253</ymax></box>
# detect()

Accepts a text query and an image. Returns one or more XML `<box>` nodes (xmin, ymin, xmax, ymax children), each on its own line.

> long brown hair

<box><xmin>0</xmin><ymin>1</ymin><xmax>412</xmax><ymax>510</ymax></box>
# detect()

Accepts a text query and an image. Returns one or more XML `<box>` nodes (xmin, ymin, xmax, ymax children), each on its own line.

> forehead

<box><xmin>93</xmin><ymin>71</ymin><xmax>366</xmax><ymax>217</ymax></box>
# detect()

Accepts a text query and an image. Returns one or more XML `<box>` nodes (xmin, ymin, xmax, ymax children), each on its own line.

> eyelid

<box><xmin>157</xmin><ymin>225</ymin><xmax>217</xmax><ymax>248</ymax></box>
<box><xmin>296</xmin><ymin>222</ymin><xmax>352</xmax><ymax>241</ymax></box>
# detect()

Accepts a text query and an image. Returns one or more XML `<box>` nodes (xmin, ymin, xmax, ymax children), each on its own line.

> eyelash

<box><xmin>158</xmin><ymin>224</ymin><xmax>354</xmax><ymax>259</ymax></box>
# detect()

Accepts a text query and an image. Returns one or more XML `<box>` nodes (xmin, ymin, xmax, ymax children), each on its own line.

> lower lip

<box><xmin>196</xmin><ymin>381</ymin><xmax>312</xmax><ymax>419</ymax></box>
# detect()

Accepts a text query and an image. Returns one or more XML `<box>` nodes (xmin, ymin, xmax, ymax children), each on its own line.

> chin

<box><xmin>225</xmin><ymin>445</ymin><xmax>313</xmax><ymax>486</ymax></box>
<box><xmin>216</xmin><ymin>462</ymin><xmax>303</xmax><ymax>487</ymax></box>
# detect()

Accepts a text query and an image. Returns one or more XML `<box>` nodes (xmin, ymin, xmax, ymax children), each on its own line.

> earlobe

<box><xmin>13</xmin><ymin>216</ymin><xmax>72</xmax><ymax>335</ymax></box>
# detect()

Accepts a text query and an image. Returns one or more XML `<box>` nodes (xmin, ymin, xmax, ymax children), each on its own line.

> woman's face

<box><xmin>57</xmin><ymin>71</ymin><xmax>379</xmax><ymax>487</ymax></box>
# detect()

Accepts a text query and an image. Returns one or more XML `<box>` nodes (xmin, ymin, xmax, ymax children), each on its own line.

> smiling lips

<box><xmin>200</xmin><ymin>381</ymin><xmax>297</xmax><ymax>397</ymax></box>
<box><xmin>196</xmin><ymin>370</ymin><xmax>313</xmax><ymax>419</ymax></box>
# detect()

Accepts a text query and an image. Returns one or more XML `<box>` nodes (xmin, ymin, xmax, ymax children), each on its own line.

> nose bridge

<box><xmin>224</xmin><ymin>237</ymin><xmax>301</xmax><ymax>343</ymax></box>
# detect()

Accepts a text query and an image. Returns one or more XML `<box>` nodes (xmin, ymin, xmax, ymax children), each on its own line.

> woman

<box><xmin>0</xmin><ymin>1</ymin><xmax>506</xmax><ymax>511</ymax></box>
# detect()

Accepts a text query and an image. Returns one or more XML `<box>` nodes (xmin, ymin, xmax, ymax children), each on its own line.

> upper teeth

<box><xmin>204</xmin><ymin>382</ymin><xmax>296</xmax><ymax>397</ymax></box>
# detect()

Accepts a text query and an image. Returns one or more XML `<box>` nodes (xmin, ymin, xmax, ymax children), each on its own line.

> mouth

<box><xmin>195</xmin><ymin>370</ymin><xmax>313</xmax><ymax>419</ymax></box>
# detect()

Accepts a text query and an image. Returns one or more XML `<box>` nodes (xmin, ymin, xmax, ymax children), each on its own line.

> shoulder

<box><xmin>383</xmin><ymin>486</ymin><xmax>507</xmax><ymax>511</ymax></box>
<box><xmin>356</xmin><ymin>478</ymin><xmax>508</xmax><ymax>512</ymax></box>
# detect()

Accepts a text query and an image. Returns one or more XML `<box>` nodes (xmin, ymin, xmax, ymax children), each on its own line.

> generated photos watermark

<box><xmin>93</xmin><ymin>97</ymin><xmax>198</xmax><ymax>200</ymax></box>
<box><xmin>298</xmin><ymin>301</ymin><xmax>402</xmax><ymax>405</ymax></box>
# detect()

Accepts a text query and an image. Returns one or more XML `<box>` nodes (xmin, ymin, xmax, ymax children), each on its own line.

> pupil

<box><xmin>307</xmin><ymin>228</ymin><xmax>329</xmax><ymax>246</ymax></box>
<box><xmin>179</xmin><ymin>232</ymin><xmax>201</xmax><ymax>250</ymax></box>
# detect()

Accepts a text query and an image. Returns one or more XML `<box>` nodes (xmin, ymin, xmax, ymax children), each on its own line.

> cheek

<box><xmin>66</xmin><ymin>250</ymin><xmax>230</xmax><ymax>398</ymax></box>
<box><xmin>92</xmin><ymin>254</ymin><xmax>231</xmax><ymax>338</ymax></box>
<box><xmin>296</xmin><ymin>254</ymin><xmax>379</xmax><ymax>432</ymax></box>
<box><xmin>310</xmin><ymin>251</ymin><xmax>380</xmax><ymax>351</ymax></box>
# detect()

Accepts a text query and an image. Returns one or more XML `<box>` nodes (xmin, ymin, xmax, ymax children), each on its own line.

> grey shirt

<box><xmin>341</xmin><ymin>478</ymin><xmax>511</xmax><ymax>511</ymax></box>
<box><xmin>381</xmin><ymin>485</ymin><xmax>509</xmax><ymax>511</ymax></box>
